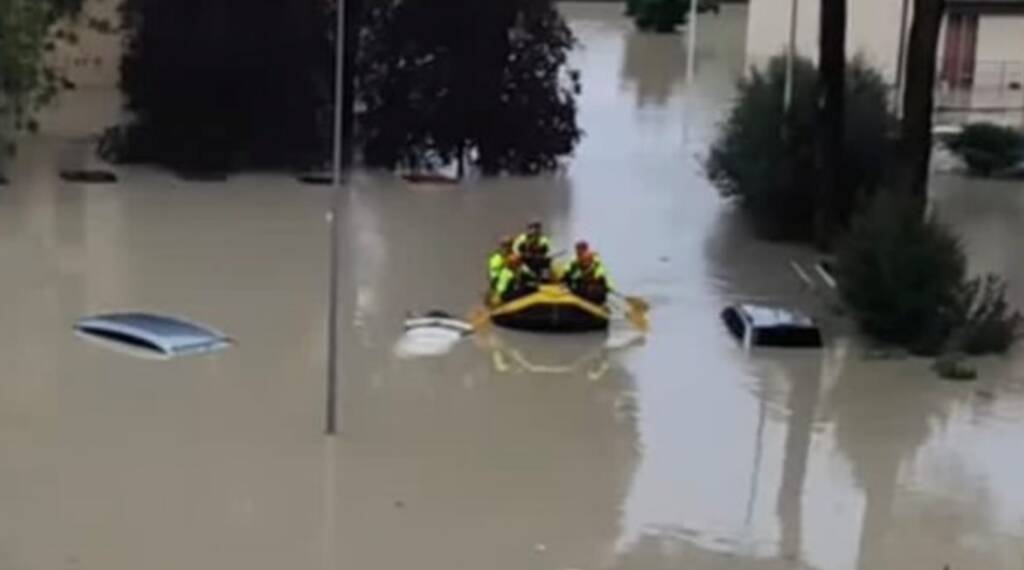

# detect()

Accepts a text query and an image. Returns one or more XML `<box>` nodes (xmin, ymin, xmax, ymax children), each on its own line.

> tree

<box><xmin>837</xmin><ymin>194</ymin><xmax>1021</xmax><ymax>356</ymax></box>
<box><xmin>815</xmin><ymin>0</ymin><xmax>847</xmax><ymax>247</ymax></box>
<box><xmin>109</xmin><ymin>0</ymin><xmax>334</xmax><ymax>172</ymax></box>
<box><xmin>357</xmin><ymin>0</ymin><xmax>582</xmax><ymax>176</ymax></box>
<box><xmin>630</xmin><ymin>0</ymin><xmax>691</xmax><ymax>33</ymax></box>
<box><xmin>706</xmin><ymin>56</ymin><xmax>893</xmax><ymax>241</ymax></box>
<box><xmin>897</xmin><ymin>0</ymin><xmax>945</xmax><ymax>213</ymax></box>
<box><xmin>0</xmin><ymin>0</ymin><xmax>84</xmax><ymax>158</ymax></box>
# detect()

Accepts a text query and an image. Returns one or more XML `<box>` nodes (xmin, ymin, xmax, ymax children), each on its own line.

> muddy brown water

<box><xmin>2</xmin><ymin>4</ymin><xmax>1023</xmax><ymax>570</ymax></box>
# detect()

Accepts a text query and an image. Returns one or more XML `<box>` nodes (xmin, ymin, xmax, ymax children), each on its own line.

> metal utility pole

<box><xmin>894</xmin><ymin>0</ymin><xmax>912</xmax><ymax>116</ymax></box>
<box><xmin>326</xmin><ymin>0</ymin><xmax>346</xmax><ymax>436</ymax></box>
<box><xmin>784</xmin><ymin>0</ymin><xmax>800</xmax><ymax>112</ymax></box>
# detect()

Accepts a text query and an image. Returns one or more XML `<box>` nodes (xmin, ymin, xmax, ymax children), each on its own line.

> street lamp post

<box><xmin>784</xmin><ymin>0</ymin><xmax>799</xmax><ymax>112</ymax></box>
<box><xmin>326</xmin><ymin>0</ymin><xmax>346</xmax><ymax>436</ymax></box>
<box><xmin>894</xmin><ymin>0</ymin><xmax>911</xmax><ymax>116</ymax></box>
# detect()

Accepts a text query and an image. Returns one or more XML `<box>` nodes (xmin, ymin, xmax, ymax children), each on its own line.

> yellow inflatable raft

<box><xmin>489</xmin><ymin>284</ymin><xmax>610</xmax><ymax>332</ymax></box>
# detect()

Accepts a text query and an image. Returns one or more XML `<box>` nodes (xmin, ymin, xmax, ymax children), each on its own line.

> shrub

<box><xmin>932</xmin><ymin>353</ymin><xmax>977</xmax><ymax>381</ymax></box>
<box><xmin>706</xmin><ymin>56</ymin><xmax>895</xmax><ymax>241</ymax></box>
<box><xmin>632</xmin><ymin>0</ymin><xmax>690</xmax><ymax>32</ymax></box>
<box><xmin>954</xmin><ymin>275</ymin><xmax>1023</xmax><ymax>355</ymax></box>
<box><xmin>837</xmin><ymin>194</ymin><xmax>1022</xmax><ymax>356</ymax></box>
<box><xmin>837</xmin><ymin>194</ymin><xmax>966</xmax><ymax>353</ymax></box>
<box><xmin>946</xmin><ymin>123</ymin><xmax>1024</xmax><ymax>177</ymax></box>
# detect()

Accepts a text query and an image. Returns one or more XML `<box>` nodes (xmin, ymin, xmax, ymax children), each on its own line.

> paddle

<box><xmin>610</xmin><ymin>290</ymin><xmax>650</xmax><ymax>313</ymax></box>
<box><xmin>609</xmin><ymin>291</ymin><xmax>650</xmax><ymax>332</ymax></box>
<box><xmin>467</xmin><ymin>305</ymin><xmax>493</xmax><ymax>331</ymax></box>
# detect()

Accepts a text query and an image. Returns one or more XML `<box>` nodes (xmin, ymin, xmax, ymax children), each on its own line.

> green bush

<box><xmin>932</xmin><ymin>353</ymin><xmax>977</xmax><ymax>381</ymax></box>
<box><xmin>946</xmin><ymin>123</ymin><xmax>1024</xmax><ymax>177</ymax></box>
<box><xmin>954</xmin><ymin>275</ymin><xmax>1023</xmax><ymax>355</ymax></box>
<box><xmin>706</xmin><ymin>56</ymin><xmax>895</xmax><ymax>241</ymax></box>
<box><xmin>837</xmin><ymin>195</ymin><xmax>966</xmax><ymax>353</ymax></box>
<box><xmin>837</xmin><ymin>194</ymin><xmax>1021</xmax><ymax>355</ymax></box>
<box><xmin>632</xmin><ymin>0</ymin><xmax>689</xmax><ymax>32</ymax></box>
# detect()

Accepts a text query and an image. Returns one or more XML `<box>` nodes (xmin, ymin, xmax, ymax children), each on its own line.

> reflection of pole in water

<box><xmin>321</xmin><ymin>437</ymin><xmax>337</xmax><ymax>570</ymax></box>
<box><xmin>776</xmin><ymin>359</ymin><xmax>822</xmax><ymax>561</ymax></box>
<box><xmin>745</xmin><ymin>399</ymin><xmax>767</xmax><ymax>528</ymax></box>
<box><xmin>737</xmin><ymin>397</ymin><xmax>768</xmax><ymax>556</ymax></box>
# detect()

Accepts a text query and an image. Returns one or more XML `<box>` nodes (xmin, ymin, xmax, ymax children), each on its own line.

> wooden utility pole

<box><xmin>899</xmin><ymin>0</ymin><xmax>946</xmax><ymax>215</ymax></box>
<box><xmin>816</xmin><ymin>0</ymin><xmax>847</xmax><ymax>247</ymax></box>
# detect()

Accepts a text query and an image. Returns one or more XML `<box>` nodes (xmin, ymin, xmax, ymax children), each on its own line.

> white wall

<box><xmin>745</xmin><ymin>0</ymin><xmax>910</xmax><ymax>83</ymax></box>
<box><xmin>975</xmin><ymin>15</ymin><xmax>1024</xmax><ymax>88</ymax></box>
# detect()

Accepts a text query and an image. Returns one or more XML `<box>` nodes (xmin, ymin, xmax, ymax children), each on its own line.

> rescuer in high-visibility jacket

<box><xmin>488</xmin><ymin>236</ymin><xmax>514</xmax><ymax>289</ymax></box>
<box><xmin>492</xmin><ymin>254</ymin><xmax>539</xmax><ymax>304</ymax></box>
<box><xmin>512</xmin><ymin>220</ymin><xmax>552</xmax><ymax>277</ymax></box>
<box><xmin>563</xmin><ymin>248</ymin><xmax>611</xmax><ymax>305</ymax></box>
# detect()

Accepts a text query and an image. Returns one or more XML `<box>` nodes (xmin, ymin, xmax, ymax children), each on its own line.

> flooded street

<box><xmin>2</xmin><ymin>3</ymin><xmax>1024</xmax><ymax>570</ymax></box>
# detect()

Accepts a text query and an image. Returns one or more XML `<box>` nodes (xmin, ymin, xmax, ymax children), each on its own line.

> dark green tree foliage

<box><xmin>357</xmin><ymin>0</ymin><xmax>581</xmax><ymax>175</ymax></box>
<box><xmin>946</xmin><ymin>123</ymin><xmax>1024</xmax><ymax>177</ymax></box>
<box><xmin>955</xmin><ymin>275</ymin><xmax>1022</xmax><ymax>355</ymax></box>
<box><xmin>632</xmin><ymin>0</ymin><xmax>690</xmax><ymax>33</ymax></box>
<box><xmin>1</xmin><ymin>0</ymin><xmax>86</xmax><ymax>154</ymax></box>
<box><xmin>113</xmin><ymin>0</ymin><xmax>333</xmax><ymax>171</ymax></box>
<box><xmin>706</xmin><ymin>56</ymin><xmax>893</xmax><ymax>241</ymax></box>
<box><xmin>837</xmin><ymin>195</ymin><xmax>1021</xmax><ymax>355</ymax></box>
<box><xmin>837</xmin><ymin>195</ymin><xmax>966</xmax><ymax>351</ymax></box>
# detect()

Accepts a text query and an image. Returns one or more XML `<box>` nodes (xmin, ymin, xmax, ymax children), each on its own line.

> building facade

<box><xmin>745</xmin><ymin>0</ymin><xmax>1024</xmax><ymax>93</ymax></box>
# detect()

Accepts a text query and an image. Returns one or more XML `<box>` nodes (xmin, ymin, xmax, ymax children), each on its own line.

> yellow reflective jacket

<box><xmin>513</xmin><ymin>233</ymin><xmax>551</xmax><ymax>257</ymax></box>
<box><xmin>492</xmin><ymin>265</ymin><xmax>536</xmax><ymax>301</ymax></box>
<box><xmin>488</xmin><ymin>251</ymin><xmax>507</xmax><ymax>282</ymax></box>
<box><xmin>564</xmin><ymin>257</ymin><xmax>613</xmax><ymax>290</ymax></box>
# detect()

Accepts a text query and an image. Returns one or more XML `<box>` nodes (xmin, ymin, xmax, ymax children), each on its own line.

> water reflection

<box><xmin>699</xmin><ymin>205</ymin><xmax>840</xmax><ymax>568</ymax></box>
<box><xmin>621</xmin><ymin>32</ymin><xmax>687</xmax><ymax>107</ymax></box>
<box><xmin>821</xmin><ymin>360</ymin><xmax>991</xmax><ymax>570</ymax></box>
<box><xmin>474</xmin><ymin>328</ymin><xmax>644</xmax><ymax>378</ymax></box>
<box><xmin>317</xmin><ymin>169</ymin><xmax>641</xmax><ymax>569</ymax></box>
<box><xmin>932</xmin><ymin>174</ymin><xmax>1024</xmax><ymax>305</ymax></box>
<box><xmin>332</xmin><ymin>322</ymin><xmax>641</xmax><ymax>570</ymax></box>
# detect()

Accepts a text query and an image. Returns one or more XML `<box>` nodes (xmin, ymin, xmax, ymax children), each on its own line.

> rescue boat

<box><xmin>489</xmin><ymin>284</ymin><xmax>610</xmax><ymax>332</ymax></box>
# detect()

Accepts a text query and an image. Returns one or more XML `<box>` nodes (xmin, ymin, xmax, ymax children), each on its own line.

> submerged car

<box><xmin>721</xmin><ymin>303</ymin><xmax>823</xmax><ymax>348</ymax></box>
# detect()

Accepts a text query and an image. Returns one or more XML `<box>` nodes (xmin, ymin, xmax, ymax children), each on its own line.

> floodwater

<box><xmin>2</xmin><ymin>3</ymin><xmax>1024</xmax><ymax>570</ymax></box>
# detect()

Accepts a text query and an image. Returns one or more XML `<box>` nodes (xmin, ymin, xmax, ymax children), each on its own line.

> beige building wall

<box><xmin>977</xmin><ymin>15</ymin><xmax>1024</xmax><ymax>62</ymax></box>
<box><xmin>747</xmin><ymin>0</ymin><xmax>1024</xmax><ymax>90</ymax></box>
<box><xmin>975</xmin><ymin>15</ymin><xmax>1024</xmax><ymax>88</ymax></box>
<box><xmin>745</xmin><ymin>0</ymin><xmax>911</xmax><ymax>84</ymax></box>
